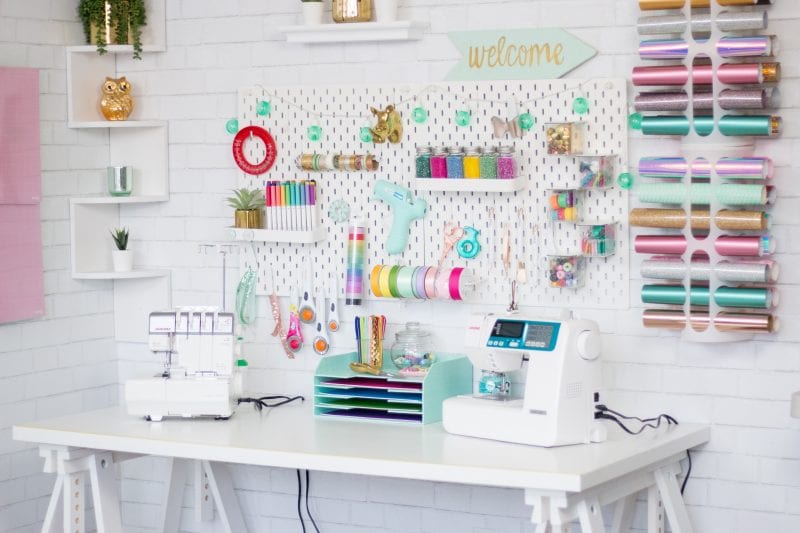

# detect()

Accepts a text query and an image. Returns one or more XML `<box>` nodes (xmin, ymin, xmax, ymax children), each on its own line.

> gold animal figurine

<box><xmin>369</xmin><ymin>104</ymin><xmax>403</xmax><ymax>144</ymax></box>
<box><xmin>100</xmin><ymin>76</ymin><xmax>134</xmax><ymax>121</ymax></box>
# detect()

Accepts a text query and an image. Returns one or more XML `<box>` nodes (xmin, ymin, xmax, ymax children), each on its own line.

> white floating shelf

<box><xmin>67</xmin><ymin>120</ymin><xmax>166</xmax><ymax>129</ymax></box>
<box><xmin>71</xmin><ymin>195</ymin><xmax>169</xmax><ymax>205</ymax></box>
<box><xmin>414</xmin><ymin>178</ymin><xmax>526</xmax><ymax>193</ymax></box>
<box><xmin>73</xmin><ymin>269</ymin><xmax>170</xmax><ymax>280</ymax></box>
<box><xmin>228</xmin><ymin>226</ymin><xmax>327</xmax><ymax>244</ymax></box>
<box><xmin>280</xmin><ymin>20</ymin><xmax>427</xmax><ymax>44</ymax></box>
<box><xmin>66</xmin><ymin>44</ymin><xmax>166</xmax><ymax>54</ymax></box>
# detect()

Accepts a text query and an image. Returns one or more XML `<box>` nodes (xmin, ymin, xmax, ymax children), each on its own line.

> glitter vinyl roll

<box><xmin>639</xmin><ymin>36</ymin><xmax>775</xmax><ymax>60</ymax></box>
<box><xmin>640</xmin><ymin>257</ymin><xmax>778</xmax><ymax>283</ymax></box>
<box><xmin>634</xmin><ymin>235</ymin><xmax>773</xmax><ymax>257</ymax></box>
<box><xmin>637</xmin><ymin>11</ymin><xmax>768</xmax><ymax>35</ymax></box>
<box><xmin>630</xmin><ymin>208</ymin><xmax>768</xmax><ymax>231</ymax></box>
<box><xmin>639</xmin><ymin>0</ymin><xmax>772</xmax><ymax>9</ymax></box>
<box><xmin>640</xmin><ymin>115</ymin><xmax>781</xmax><ymax>137</ymax></box>
<box><xmin>642</xmin><ymin>309</ymin><xmax>779</xmax><ymax>333</ymax></box>
<box><xmin>346</xmin><ymin>219</ymin><xmax>366</xmax><ymax>305</ymax></box>
<box><xmin>633</xmin><ymin>63</ymin><xmax>780</xmax><ymax>86</ymax></box>
<box><xmin>641</xmin><ymin>284</ymin><xmax>775</xmax><ymax>308</ymax></box>
<box><xmin>634</xmin><ymin>89</ymin><xmax>775</xmax><ymax>112</ymax></box>
<box><xmin>636</xmin><ymin>183</ymin><xmax>768</xmax><ymax>206</ymax></box>
<box><xmin>638</xmin><ymin>157</ymin><xmax>772</xmax><ymax>180</ymax></box>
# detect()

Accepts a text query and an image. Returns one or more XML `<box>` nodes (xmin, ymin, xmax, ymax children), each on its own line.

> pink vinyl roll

<box><xmin>633</xmin><ymin>63</ymin><xmax>779</xmax><ymax>86</ymax></box>
<box><xmin>634</xmin><ymin>235</ymin><xmax>772</xmax><ymax>257</ymax></box>
<box><xmin>634</xmin><ymin>235</ymin><xmax>689</xmax><ymax>255</ymax></box>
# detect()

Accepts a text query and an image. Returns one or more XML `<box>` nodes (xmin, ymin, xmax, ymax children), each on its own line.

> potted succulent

<box><xmin>78</xmin><ymin>0</ymin><xmax>147</xmax><ymax>59</ymax></box>
<box><xmin>110</xmin><ymin>227</ymin><xmax>133</xmax><ymax>272</ymax></box>
<box><xmin>227</xmin><ymin>188</ymin><xmax>264</xmax><ymax>229</ymax></box>
<box><xmin>301</xmin><ymin>0</ymin><xmax>325</xmax><ymax>25</ymax></box>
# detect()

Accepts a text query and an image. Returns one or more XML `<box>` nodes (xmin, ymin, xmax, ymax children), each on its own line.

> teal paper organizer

<box><xmin>314</xmin><ymin>352</ymin><xmax>472</xmax><ymax>424</ymax></box>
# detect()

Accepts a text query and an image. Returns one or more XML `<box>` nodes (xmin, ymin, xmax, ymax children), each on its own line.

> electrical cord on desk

<box><xmin>595</xmin><ymin>404</ymin><xmax>691</xmax><ymax>495</ymax></box>
<box><xmin>296</xmin><ymin>469</ymin><xmax>321</xmax><ymax>533</ymax></box>
<box><xmin>237</xmin><ymin>394</ymin><xmax>305</xmax><ymax>412</ymax></box>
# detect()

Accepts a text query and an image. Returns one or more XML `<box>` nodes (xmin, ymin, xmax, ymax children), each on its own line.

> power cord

<box><xmin>237</xmin><ymin>395</ymin><xmax>305</xmax><ymax>412</ymax></box>
<box><xmin>595</xmin><ymin>404</ymin><xmax>691</xmax><ymax>494</ymax></box>
<box><xmin>296</xmin><ymin>469</ymin><xmax>321</xmax><ymax>533</ymax></box>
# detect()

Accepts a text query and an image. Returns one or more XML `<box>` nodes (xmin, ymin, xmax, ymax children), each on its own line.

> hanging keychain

<box><xmin>286</xmin><ymin>286</ymin><xmax>304</xmax><ymax>354</ymax></box>
<box><xmin>327</xmin><ymin>279</ymin><xmax>340</xmax><ymax>333</ymax></box>
<box><xmin>312</xmin><ymin>292</ymin><xmax>330</xmax><ymax>355</ymax></box>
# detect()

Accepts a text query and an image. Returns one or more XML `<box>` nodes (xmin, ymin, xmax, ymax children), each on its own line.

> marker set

<box><xmin>264</xmin><ymin>180</ymin><xmax>319</xmax><ymax>231</ymax></box>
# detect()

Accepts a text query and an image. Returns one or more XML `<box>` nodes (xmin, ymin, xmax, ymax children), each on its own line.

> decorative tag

<box><xmin>232</xmin><ymin>126</ymin><xmax>277</xmax><ymax>175</ymax></box>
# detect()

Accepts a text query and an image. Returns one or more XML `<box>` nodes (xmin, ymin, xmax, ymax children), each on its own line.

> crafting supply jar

<box><xmin>430</xmin><ymin>147</ymin><xmax>448</xmax><ymax>178</ymax></box>
<box><xmin>390</xmin><ymin>322</ymin><xmax>435</xmax><ymax>370</ymax></box>
<box><xmin>332</xmin><ymin>0</ymin><xmax>372</xmax><ymax>22</ymax></box>
<box><xmin>497</xmin><ymin>145</ymin><xmax>517</xmax><ymax>179</ymax></box>
<box><xmin>463</xmin><ymin>147</ymin><xmax>481</xmax><ymax>179</ymax></box>
<box><xmin>415</xmin><ymin>146</ymin><xmax>432</xmax><ymax>178</ymax></box>
<box><xmin>446</xmin><ymin>147</ymin><xmax>464</xmax><ymax>179</ymax></box>
<box><xmin>479</xmin><ymin>147</ymin><xmax>497</xmax><ymax>179</ymax></box>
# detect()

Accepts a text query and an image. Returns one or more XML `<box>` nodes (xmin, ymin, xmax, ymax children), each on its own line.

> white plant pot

<box><xmin>112</xmin><ymin>250</ymin><xmax>133</xmax><ymax>272</ymax></box>
<box><xmin>374</xmin><ymin>0</ymin><xmax>398</xmax><ymax>23</ymax></box>
<box><xmin>302</xmin><ymin>2</ymin><xmax>325</xmax><ymax>25</ymax></box>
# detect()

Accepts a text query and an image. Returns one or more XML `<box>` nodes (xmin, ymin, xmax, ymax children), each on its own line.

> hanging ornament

<box><xmin>455</xmin><ymin>110</ymin><xmax>471</xmax><ymax>127</ymax></box>
<box><xmin>617</xmin><ymin>172</ymin><xmax>634</xmax><ymax>189</ymax></box>
<box><xmin>307</xmin><ymin>124</ymin><xmax>323</xmax><ymax>142</ymax></box>
<box><xmin>572</xmin><ymin>97</ymin><xmax>590</xmax><ymax>115</ymax></box>
<box><xmin>518</xmin><ymin>112</ymin><xmax>535</xmax><ymax>131</ymax></box>
<box><xmin>327</xmin><ymin>199</ymin><xmax>351</xmax><ymax>223</ymax></box>
<box><xmin>256</xmin><ymin>100</ymin><xmax>271</xmax><ymax>116</ymax></box>
<box><xmin>628</xmin><ymin>112</ymin><xmax>643</xmax><ymax>130</ymax></box>
<box><xmin>359</xmin><ymin>126</ymin><xmax>373</xmax><ymax>143</ymax></box>
<box><xmin>225</xmin><ymin>118</ymin><xmax>239</xmax><ymax>134</ymax></box>
<box><xmin>232</xmin><ymin>125</ymin><xmax>277</xmax><ymax>176</ymax></box>
<box><xmin>412</xmin><ymin>106</ymin><xmax>428</xmax><ymax>124</ymax></box>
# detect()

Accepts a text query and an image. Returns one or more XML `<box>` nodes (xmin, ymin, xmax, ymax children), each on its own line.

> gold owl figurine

<box><xmin>100</xmin><ymin>76</ymin><xmax>134</xmax><ymax>121</ymax></box>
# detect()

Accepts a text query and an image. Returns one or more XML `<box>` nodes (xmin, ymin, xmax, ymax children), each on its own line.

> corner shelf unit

<box><xmin>414</xmin><ymin>178</ymin><xmax>525</xmax><ymax>193</ymax></box>
<box><xmin>280</xmin><ymin>20</ymin><xmax>427</xmax><ymax>44</ymax></box>
<box><xmin>314</xmin><ymin>352</ymin><xmax>472</xmax><ymax>425</ymax></box>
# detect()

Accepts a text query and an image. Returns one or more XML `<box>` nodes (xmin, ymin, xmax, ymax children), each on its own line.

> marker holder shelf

<box><xmin>313</xmin><ymin>351</ymin><xmax>472</xmax><ymax>424</ymax></box>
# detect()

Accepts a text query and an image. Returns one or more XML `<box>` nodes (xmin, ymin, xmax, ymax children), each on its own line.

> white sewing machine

<box><xmin>442</xmin><ymin>313</ymin><xmax>606</xmax><ymax>447</ymax></box>
<box><xmin>125</xmin><ymin>307</ymin><xmax>239</xmax><ymax>421</ymax></box>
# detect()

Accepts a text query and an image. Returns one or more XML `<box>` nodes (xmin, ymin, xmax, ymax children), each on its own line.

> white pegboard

<box><xmin>236</xmin><ymin>80</ymin><xmax>629</xmax><ymax>309</ymax></box>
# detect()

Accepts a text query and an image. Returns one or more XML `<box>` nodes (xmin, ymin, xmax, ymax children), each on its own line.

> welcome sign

<box><xmin>446</xmin><ymin>28</ymin><xmax>597</xmax><ymax>81</ymax></box>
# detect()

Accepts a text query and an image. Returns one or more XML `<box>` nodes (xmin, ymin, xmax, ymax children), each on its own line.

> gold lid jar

<box><xmin>333</xmin><ymin>0</ymin><xmax>373</xmax><ymax>23</ymax></box>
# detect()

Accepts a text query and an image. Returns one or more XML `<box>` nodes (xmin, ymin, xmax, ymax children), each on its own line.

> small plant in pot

<box><xmin>110</xmin><ymin>227</ymin><xmax>133</xmax><ymax>272</ymax></box>
<box><xmin>227</xmin><ymin>188</ymin><xmax>264</xmax><ymax>229</ymax></box>
<box><xmin>301</xmin><ymin>0</ymin><xmax>325</xmax><ymax>26</ymax></box>
<box><xmin>78</xmin><ymin>0</ymin><xmax>147</xmax><ymax>59</ymax></box>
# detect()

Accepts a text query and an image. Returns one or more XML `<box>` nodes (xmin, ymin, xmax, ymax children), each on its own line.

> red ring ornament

<box><xmin>232</xmin><ymin>126</ymin><xmax>277</xmax><ymax>175</ymax></box>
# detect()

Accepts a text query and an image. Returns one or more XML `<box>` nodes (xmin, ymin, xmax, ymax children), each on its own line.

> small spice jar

<box><xmin>430</xmin><ymin>147</ymin><xmax>448</xmax><ymax>178</ymax></box>
<box><xmin>415</xmin><ymin>146</ymin><xmax>432</xmax><ymax>178</ymax></box>
<box><xmin>497</xmin><ymin>145</ymin><xmax>517</xmax><ymax>179</ymax></box>
<box><xmin>446</xmin><ymin>146</ymin><xmax>464</xmax><ymax>179</ymax></box>
<box><xmin>463</xmin><ymin>147</ymin><xmax>481</xmax><ymax>179</ymax></box>
<box><xmin>390</xmin><ymin>322</ymin><xmax>435</xmax><ymax>370</ymax></box>
<box><xmin>479</xmin><ymin>147</ymin><xmax>497</xmax><ymax>179</ymax></box>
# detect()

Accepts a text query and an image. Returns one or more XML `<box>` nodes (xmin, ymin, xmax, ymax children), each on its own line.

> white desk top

<box><xmin>13</xmin><ymin>404</ymin><xmax>709</xmax><ymax>492</ymax></box>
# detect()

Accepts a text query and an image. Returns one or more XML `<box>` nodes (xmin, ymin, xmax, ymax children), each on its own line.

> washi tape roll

<box><xmin>435</xmin><ymin>268</ymin><xmax>452</xmax><ymax>300</ymax></box>
<box><xmin>370</xmin><ymin>265</ymin><xmax>384</xmax><ymax>297</ymax></box>
<box><xmin>424</xmin><ymin>267</ymin><xmax>438</xmax><ymax>299</ymax></box>
<box><xmin>396</xmin><ymin>266</ymin><xmax>416</xmax><ymax>299</ymax></box>
<box><xmin>387</xmin><ymin>265</ymin><xmax>401</xmax><ymax>298</ymax></box>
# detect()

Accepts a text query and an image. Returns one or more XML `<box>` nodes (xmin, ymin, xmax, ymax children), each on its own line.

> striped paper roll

<box><xmin>642</xmin><ymin>309</ymin><xmax>779</xmax><ymax>333</ymax></box>
<box><xmin>635</xmin><ymin>89</ymin><xmax>776</xmax><ymax>112</ymax></box>
<box><xmin>639</xmin><ymin>0</ymin><xmax>772</xmax><ymax>9</ymax></box>
<box><xmin>639</xmin><ymin>36</ymin><xmax>775</xmax><ymax>60</ymax></box>
<box><xmin>638</xmin><ymin>157</ymin><xmax>772</xmax><ymax>180</ymax></box>
<box><xmin>636</xmin><ymin>183</ymin><xmax>768</xmax><ymax>206</ymax></box>
<box><xmin>630</xmin><ymin>208</ymin><xmax>768</xmax><ymax>231</ymax></box>
<box><xmin>637</xmin><ymin>11</ymin><xmax>768</xmax><ymax>35</ymax></box>
<box><xmin>634</xmin><ymin>235</ymin><xmax>774</xmax><ymax>257</ymax></box>
<box><xmin>346</xmin><ymin>219</ymin><xmax>366</xmax><ymax>305</ymax></box>
<box><xmin>641</xmin><ymin>284</ymin><xmax>776</xmax><ymax>308</ymax></box>
<box><xmin>640</xmin><ymin>257</ymin><xmax>779</xmax><ymax>283</ymax></box>
<box><xmin>640</xmin><ymin>115</ymin><xmax>781</xmax><ymax>137</ymax></box>
<box><xmin>633</xmin><ymin>63</ymin><xmax>780</xmax><ymax>86</ymax></box>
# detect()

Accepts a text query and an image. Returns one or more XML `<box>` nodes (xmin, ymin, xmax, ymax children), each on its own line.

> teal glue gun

<box><xmin>373</xmin><ymin>180</ymin><xmax>427</xmax><ymax>255</ymax></box>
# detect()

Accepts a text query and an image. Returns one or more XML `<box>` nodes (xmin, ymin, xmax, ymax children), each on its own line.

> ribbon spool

<box><xmin>369</xmin><ymin>265</ymin><xmax>475</xmax><ymax>301</ymax></box>
<box><xmin>232</xmin><ymin>126</ymin><xmax>277</xmax><ymax>175</ymax></box>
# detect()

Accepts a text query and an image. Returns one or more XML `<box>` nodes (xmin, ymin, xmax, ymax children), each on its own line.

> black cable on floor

<box><xmin>681</xmin><ymin>450</ymin><xmax>692</xmax><ymax>496</ymax></box>
<box><xmin>237</xmin><ymin>395</ymin><xmax>305</xmax><ymax>412</ymax></box>
<box><xmin>305</xmin><ymin>470</ymin><xmax>320</xmax><ymax>533</ymax></box>
<box><xmin>296</xmin><ymin>469</ymin><xmax>306</xmax><ymax>533</ymax></box>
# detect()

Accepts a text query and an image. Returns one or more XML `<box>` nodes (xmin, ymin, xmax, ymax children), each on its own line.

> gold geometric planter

<box><xmin>234</xmin><ymin>209</ymin><xmax>263</xmax><ymax>229</ymax></box>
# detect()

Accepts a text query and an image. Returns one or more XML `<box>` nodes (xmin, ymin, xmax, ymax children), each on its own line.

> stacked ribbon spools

<box><xmin>632</xmin><ymin>1</ymin><xmax>780</xmax><ymax>336</ymax></box>
<box><xmin>370</xmin><ymin>265</ymin><xmax>475</xmax><ymax>301</ymax></box>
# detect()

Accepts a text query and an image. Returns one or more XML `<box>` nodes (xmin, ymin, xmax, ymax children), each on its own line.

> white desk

<box><xmin>13</xmin><ymin>403</ymin><xmax>709</xmax><ymax>533</ymax></box>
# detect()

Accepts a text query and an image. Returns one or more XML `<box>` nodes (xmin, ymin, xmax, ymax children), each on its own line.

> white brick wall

<box><xmin>2</xmin><ymin>0</ymin><xmax>800</xmax><ymax>531</ymax></box>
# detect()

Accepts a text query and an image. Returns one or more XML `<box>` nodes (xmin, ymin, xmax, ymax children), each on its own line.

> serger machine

<box><xmin>442</xmin><ymin>313</ymin><xmax>606</xmax><ymax>447</ymax></box>
<box><xmin>125</xmin><ymin>307</ymin><xmax>239</xmax><ymax>421</ymax></box>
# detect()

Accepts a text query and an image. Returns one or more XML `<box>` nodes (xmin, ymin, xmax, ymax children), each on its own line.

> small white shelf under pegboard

<box><xmin>228</xmin><ymin>227</ymin><xmax>327</xmax><ymax>244</ymax></box>
<box><xmin>235</xmin><ymin>80</ymin><xmax>629</xmax><ymax>310</ymax></box>
<box><xmin>414</xmin><ymin>178</ymin><xmax>525</xmax><ymax>193</ymax></box>
<box><xmin>280</xmin><ymin>21</ymin><xmax>427</xmax><ymax>43</ymax></box>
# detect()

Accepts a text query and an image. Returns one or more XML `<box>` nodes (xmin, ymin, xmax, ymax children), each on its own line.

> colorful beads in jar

<box><xmin>497</xmin><ymin>145</ymin><xmax>516</xmax><ymax>179</ymax></box>
<box><xmin>548</xmin><ymin>190</ymin><xmax>579</xmax><ymax>222</ymax></box>
<box><xmin>479</xmin><ymin>147</ymin><xmax>497</xmax><ymax>178</ymax></box>
<box><xmin>415</xmin><ymin>146</ymin><xmax>432</xmax><ymax>178</ymax></box>
<box><xmin>463</xmin><ymin>147</ymin><xmax>481</xmax><ymax>179</ymax></box>
<box><xmin>547</xmin><ymin>255</ymin><xmax>585</xmax><ymax>289</ymax></box>
<box><xmin>430</xmin><ymin>147</ymin><xmax>447</xmax><ymax>178</ymax></box>
<box><xmin>446</xmin><ymin>146</ymin><xmax>464</xmax><ymax>179</ymax></box>
<box><xmin>545</xmin><ymin>122</ymin><xmax>585</xmax><ymax>155</ymax></box>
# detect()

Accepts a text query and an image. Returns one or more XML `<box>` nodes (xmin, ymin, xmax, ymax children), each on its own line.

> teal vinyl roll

<box><xmin>637</xmin><ymin>183</ymin><xmax>767</xmax><ymax>205</ymax></box>
<box><xmin>641</xmin><ymin>284</ymin><xmax>773</xmax><ymax>308</ymax></box>
<box><xmin>641</xmin><ymin>115</ymin><xmax>690</xmax><ymax>135</ymax></box>
<box><xmin>641</xmin><ymin>115</ymin><xmax>780</xmax><ymax>137</ymax></box>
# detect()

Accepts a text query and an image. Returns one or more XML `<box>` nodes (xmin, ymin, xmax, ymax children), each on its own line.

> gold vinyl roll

<box><xmin>629</xmin><ymin>208</ymin><xmax>767</xmax><ymax>231</ymax></box>
<box><xmin>642</xmin><ymin>309</ymin><xmax>778</xmax><ymax>333</ymax></box>
<box><xmin>639</xmin><ymin>0</ymin><xmax>760</xmax><ymax>9</ymax></box>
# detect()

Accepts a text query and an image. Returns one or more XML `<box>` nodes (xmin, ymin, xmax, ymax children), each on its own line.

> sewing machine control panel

<box><xmin>487</xmin><ymin>319</ymin><xmax>560</xmax><ymax>352</ymax></box>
